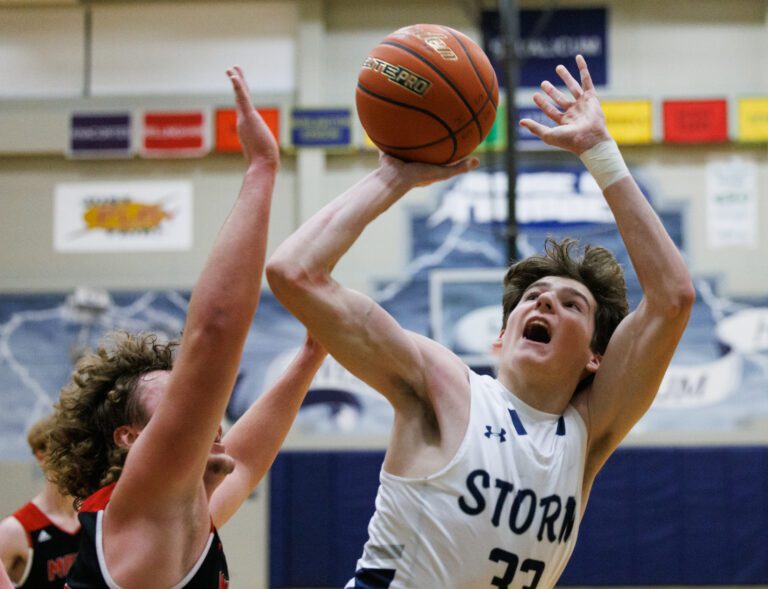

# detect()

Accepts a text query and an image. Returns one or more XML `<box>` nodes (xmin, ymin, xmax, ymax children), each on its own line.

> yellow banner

<box><xmin>362</xmin><ymin>130</ymin><xmax>378</xmax><ymax>151</ymax></box>
<box><xmin>738</xmin><ymin>98</ymin><xmax>768</xmax><ymax>142</ymax></box>
<box><xmin>602</xmin><ymin>100</ymin><xmax>653</xmax><ymax>145</ymax></box>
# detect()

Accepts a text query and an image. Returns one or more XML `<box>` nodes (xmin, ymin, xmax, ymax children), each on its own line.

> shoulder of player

<box><xmin>400</xmin><ymin>335</ymin><xmax>470</xmax><ymax>436</ymax></box>
<box><xmin>406</xmin><ymin>334</ymin><xmax>469</xmax><ymax>402</ymax></box>
<box><xmin>0</xmin><ymin>515</ymin><xmax>28</xmax><ymax>555</ymax></box>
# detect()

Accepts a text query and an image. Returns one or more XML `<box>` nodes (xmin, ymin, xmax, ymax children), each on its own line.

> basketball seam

<box><xmin>381</xmin><ymin>40</ymin><xmax>484</xmax><ymax>141</ymax></box>
<box><xmin>438</xmin><ymin>26</ymin><xmax>499</xmax><ymax>137</ymax></box>
<box><xmin>357</xmin><ymin>83</ymin><xmax>458</xmax><ymax>163</ymax></box>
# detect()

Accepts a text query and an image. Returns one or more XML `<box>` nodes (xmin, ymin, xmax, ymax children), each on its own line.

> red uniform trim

<box><xmin>13</xmin><ymin>502</ymin><xmax>52</xmax><ymax>534</ymax></box>
<box><xmin>80</xmin><ymin>483</ymin><xmax>117</xmax><ymax>512</ymax></box>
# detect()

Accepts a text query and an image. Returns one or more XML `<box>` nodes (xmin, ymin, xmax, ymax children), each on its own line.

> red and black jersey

<box><xmin>65</xmin><ymin>484</ymin><xmax>229</xmax><ymax>589</ymax></box>
<box><xmin>11</xmin><ymin>502</ymin><xmax>81</xmax><ymax>589</ymax></box>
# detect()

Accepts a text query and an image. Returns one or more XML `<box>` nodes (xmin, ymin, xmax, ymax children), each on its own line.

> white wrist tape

<box><xmin>579</xmin><ymin>139</ymin><xmax>630</xmax><ymax>191</ymax></box>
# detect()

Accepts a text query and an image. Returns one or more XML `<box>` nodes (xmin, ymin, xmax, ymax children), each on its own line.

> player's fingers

<box><xmin>576</xmin><ymin>55</ymin><xmax>595</xmax><ymax>92</ymax></box>
<box><xmin>233</xmin><ymin>66</ymin><xmax>251</xmax><ymax>94</ymax></box>
<box><xmin>532</xmin><ymin>92</ymin><xmax>564</xmax><ymax>124</ymax></box>
<box><xmin>556</xmin><ymin>64</ymin><xmax>583</xmax><ymax>99</ymax></box>
<box><xmin>448</xmin><ymin>156</ymin><xmax>480</xmax><ymax>174</ymax></box>
<box><xmin>540</xmin><ymin>80</ymin><xmax>572</xmax><ymax>111</ymax></box>
<box><xmin>519</xmin><ymin>118</ymin><xmax>550</xmax><ymax>139</ymax></box>
<box><xmin>227</xmin><ymin>68</ymin><xmax>252</xmax><ymax>111</ymax></box>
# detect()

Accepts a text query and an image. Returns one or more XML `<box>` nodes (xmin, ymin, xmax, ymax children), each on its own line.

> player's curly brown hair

<box><xmin>46</xmin><ymin>331</ymin><xmax>177</xmax><ymax>503</ymax></box>
<box><xmin>502</xmin><ymin>238</ymin><xmax>629</xmax><ymax>356</ymax></box>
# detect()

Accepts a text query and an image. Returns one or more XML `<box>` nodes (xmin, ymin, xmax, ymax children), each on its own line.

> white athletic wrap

<box><xmin>579</xmin><ymin>139</ymin><xmax>630</xmax><ymax>191</ymax></box>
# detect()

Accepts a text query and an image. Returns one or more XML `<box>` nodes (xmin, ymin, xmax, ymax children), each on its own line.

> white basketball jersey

<box><xmin>346</xmin><ymin>368</ymin><xmax>588</xmax><ymax>589</ymax></box>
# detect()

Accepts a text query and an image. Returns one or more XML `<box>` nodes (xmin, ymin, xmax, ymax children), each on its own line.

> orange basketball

<box><xmin>356</xmin><ymin>24</ymin><xmax>498</xmax><ymax>165</ymax></box>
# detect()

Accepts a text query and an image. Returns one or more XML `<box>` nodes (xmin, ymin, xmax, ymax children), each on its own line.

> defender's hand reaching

<box><xmin>227</xmin><ymin>65</ymin><xmax>280</xmax><ymax>171</ymax></box>
<box><xmin>520</xmin><ymin>55</ymin><xmax>611</xmax><ymax>155</ymax></box>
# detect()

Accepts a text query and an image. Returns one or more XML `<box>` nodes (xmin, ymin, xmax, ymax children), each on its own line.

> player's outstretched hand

<box><xmin>520</xmin><ymin>55</ymin><xmax>611</xmax><ymax>155</ymax></box>
<box><xmin>378</xmin><ymin>153</ymin><xmax>480</xmax><ymax>189</ymax></box>
<box><xmin>227</xmin><ymin>65</ymin><xmax>280</xmax><ymax>171</ymax></box>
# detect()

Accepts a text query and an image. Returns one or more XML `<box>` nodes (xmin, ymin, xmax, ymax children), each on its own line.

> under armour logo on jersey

<box><xmin>37</xmin><ymin>529</ymin><xmax>52</xmax><ymax>542</ymax></box>
<box><xmin>484</xmin><ymin>425</ymin><xmax>507</xmax><ymax>442</ymax></box>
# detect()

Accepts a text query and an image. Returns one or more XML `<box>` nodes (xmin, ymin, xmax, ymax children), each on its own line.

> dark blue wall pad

<box><xmin>269</xmin><ymin>446</ymin><xmax>768</xmax><ymax>587</ymax></box>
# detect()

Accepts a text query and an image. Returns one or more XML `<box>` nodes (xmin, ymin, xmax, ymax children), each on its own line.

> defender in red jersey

<box><xmin>46</xmin><ymin>67</ymin><xmax>326</xmax><ymax>589</ymax></box>
<box><xmin>0</xmin><ymin>417</ymin><xmax>80</xmax><ymax>589</ymax></box>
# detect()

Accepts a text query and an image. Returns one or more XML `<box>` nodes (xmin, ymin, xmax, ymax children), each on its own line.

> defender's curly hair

<box><xmin>502</xmin><ymin>238</ymin><xmax>629</xmax><ymax>356</ymax></box>
<box><xmin>46</xmin><ymin>331</ymin><xmax>177</xmax><ymax>503</ymax></box>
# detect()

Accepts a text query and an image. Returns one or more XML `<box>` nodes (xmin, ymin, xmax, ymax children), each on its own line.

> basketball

<box><xmin>356</xmin><ymin>24</ymin><xmax>498</xmax><ymax>165</ymax></box>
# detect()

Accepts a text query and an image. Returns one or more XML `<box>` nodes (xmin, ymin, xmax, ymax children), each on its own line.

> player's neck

<box><xmin>497</xmin><ymin>365</ymin><xmax>578</xmax><ymax>415</ymax></box>
<box><xmin>34</xmin><ymin>482</ymin><xmax>77</xmax><ymax>518</ymax></box>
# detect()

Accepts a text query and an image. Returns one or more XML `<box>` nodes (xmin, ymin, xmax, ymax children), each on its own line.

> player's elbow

<box><xmin>266</xmin><ymin>257</ymin><xmax>300</xmax><ymax>298</ymax></box>
<box><xmin>665</xmin><ymin>277</ymin><xmax>696</xmax><ymax>320</ymax></box>
<box><xmin>266</xmin><ymin>257</ymin><xmax>325</xmax><ymax>301</ymax></box>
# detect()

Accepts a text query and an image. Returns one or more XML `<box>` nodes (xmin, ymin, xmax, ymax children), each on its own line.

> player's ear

<box><xmin>113</xmin><ymin>425</ymin><xmax>140</xmax><ymax>449</ymax></box>
<box><xmin>584</xmin><ymin>351</ymin><xmax>602</xmax><ymax>375</ymax></box>
<box><xmin>490</xmin><ymin>329</ymin><xmax>505</xmax><ymax>355</ymax></box>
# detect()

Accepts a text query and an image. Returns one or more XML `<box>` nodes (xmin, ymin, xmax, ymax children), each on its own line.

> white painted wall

<box><xmin>0</xmin><ymin>0</ymin><xmax>766</xmax><ymax>296</ymax></box>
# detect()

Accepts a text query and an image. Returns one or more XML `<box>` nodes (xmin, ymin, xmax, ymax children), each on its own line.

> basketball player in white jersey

<box><xmin>267</xmin><ymin>55</ymin><xmax>694</xmax><ymax>588</ymax></box>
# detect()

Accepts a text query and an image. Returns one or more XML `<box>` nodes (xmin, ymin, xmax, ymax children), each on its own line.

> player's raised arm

<box><xmin>267</xmin><ymin>155</ymin><xmax>477</xmax><ymax>409</ymax></box>
<box><xmin>112</xmin><ymin>66</ymin><xmax>280</xmax><ymax>512</ymax></box>
<box><xmin>522</xmin><ymin>55</ymin><xmax>695</xmax><ymax>479</ymax></box>
<box><xmin>209</xmin><ymin>334</ymin><xmax>327</xmax><ymax>528</ymax></box>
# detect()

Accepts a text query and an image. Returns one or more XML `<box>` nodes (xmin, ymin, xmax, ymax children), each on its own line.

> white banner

<box><xmin>706</xmin><ymin>158</ymin><xmax>758</xmax><ymax>249</ymax></box>
<box><xmin>427</xmin><ymin>170</ymin><xmax>615</xmax><ymax>227</ymax></box>
<box><xmin>53</xmin><ymin>181</ymin><xmax>193</xmax><ymax>252</ymax></box>
<box><xmin>651</xmin><ymin>353</ymin><xmax>742</xmax><ymax>409</ymax></box>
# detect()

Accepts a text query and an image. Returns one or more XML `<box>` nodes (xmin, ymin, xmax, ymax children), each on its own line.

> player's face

<box><xmin>134</xmin><ymin>371</ymin><xmax>235</xmax><ymax>482</ymax></box>
<box><xmin>498</xmin><ymin>276</ymin><xmax>600</xmax><ymax>382</ymax></box>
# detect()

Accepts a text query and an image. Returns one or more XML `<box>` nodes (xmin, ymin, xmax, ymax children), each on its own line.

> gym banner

<box><xmin>291</xmin><ymin>108</ymin><xmax>352</xmax><ymax>147</ymax></box>
<box><xmin>68</xmin><ymin>112</ymin><xmax>132</xmax><ymax>158</ymax></box>
<box><xmin>737</xmin><ymin>97</ymin><xmax>768</xmax><ymax>142</ymax></box>
<box><xmin>53</xmin><ymin>180</ymin><xmax>193</xmax><ymax>252</ymax></box>
<box><xmin>481</xmin><ymin>7</ymin><xmax>607</xmax><ymax>88</ymax></box>
<box><xmin>663</xmin><ymin>99</ymin><xmax>728</xmax><ymax>143</ymax></box>
<box><xmin>141</xmin><ymin>110</ymin><xmax>209</xmax><ymax>157</ymax></box>
<box><xmin>706</xmin><ymin>158</ymin><xmax>758</xmax><ymax>249</ymax></box>
<box><xmin>602</xmin><ymin>100</ymin><xmax>653</xmax><ymax>145</ymax></box>
<box><xmin>477</xmin><ymin>100</ymin><xmax>506</xmax><ymax>151</ymax></box>
<box><xmin>516</xmin><ymin>105</ymin><xmax>557</xmax><ymax>148</ymax></box>
<box><xmin>215</xmin><ymin>107</ymin><xmax>280</xmax><ymax>152</ymax></box>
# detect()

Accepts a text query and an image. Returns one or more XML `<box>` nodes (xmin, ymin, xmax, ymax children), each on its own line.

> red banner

<box><xmin>215</xmin><ymin>108</ymin><xmax>280</xmax><ymax>153</ymax></box>
<box><xmin>663</xmin><ymin>99</ymin><xmax>728</xmax><ymax>143</ymax></box>
<box><xmin>142</xmin><ymin>111</ymin><xmax>208</xmax><ymax>157</ymax></box>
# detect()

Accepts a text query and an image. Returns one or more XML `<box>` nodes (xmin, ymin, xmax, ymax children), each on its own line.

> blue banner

<box><xmin>69</xmin><ymin>112</ymin><xmax>132</xmax><ymax>157</ymax></box>
<box><xmin>1</xmin><ymin>166</ymin><xmax>767</xmax><ymax>456</ymax></box>
<box><xmin>482</xmin><ymin>7</ymin><xmax>607</xmax><ymax>88</ymax></box>
<box><xmin>290</xmin><ymin>108</ymin><xmax>351</xmax><ymax>147</ymax></box>
<box><xmin>516</xmin><ymin>105</ymin><xmax>554</xmax><ymax>144</ymax></box>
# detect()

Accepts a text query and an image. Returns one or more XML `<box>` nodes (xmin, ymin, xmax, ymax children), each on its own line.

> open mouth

<box><xmin>523</xmin><ymin>320</ymin><xmax>551</xmax><ymax>344</ymax></box>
